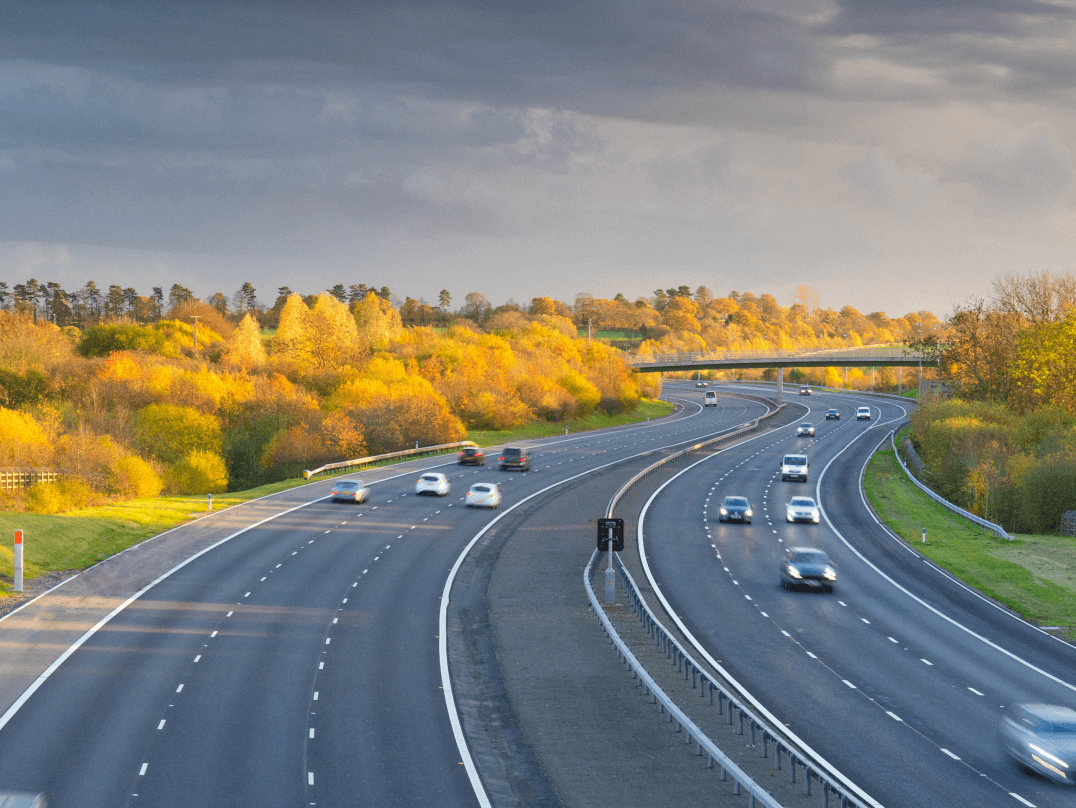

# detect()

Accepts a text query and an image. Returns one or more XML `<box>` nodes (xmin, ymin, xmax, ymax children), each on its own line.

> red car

<box><xmin>458</xmin><ymin>447</ymin><xmax>486</xmax><ymax>466</ymax></box>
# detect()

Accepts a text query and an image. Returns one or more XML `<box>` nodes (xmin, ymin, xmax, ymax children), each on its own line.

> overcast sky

<box><xmin>3</xmin><ymin>0</ymin><xmax>1075</xmax><ymax>318</ymax></box>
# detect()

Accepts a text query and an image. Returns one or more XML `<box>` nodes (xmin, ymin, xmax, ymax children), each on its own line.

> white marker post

<box><xmin>13</xmin><ymin>529</ymin><xmax>23</xmax><ymax>592</ymax></box>
<box><xmin>922</xmin><ymin>527</ymin><xmax>926</xmax><ymax>544</ymax></box>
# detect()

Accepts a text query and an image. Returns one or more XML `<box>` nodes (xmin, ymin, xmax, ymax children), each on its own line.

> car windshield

<box><xmin>783</xmin><ymin>456</ymin><xmax>806</xmax><ymax>465</ymax></box>
<box><xmin>790</xmin><ymin>551</ymin><xmax>828</xmax><ymax>564</ymax></box>
<box><xmin>800</xmin><ymin>424</ymin><xmax>811</xmax><ymax>429</ymax></box>
<box><xmin>335</xmin><ymin>482</ymin><xmax>359</xmax><ymax>490</ymax></box>
<box><xmin>724</xmin><ymin>497</ymin><xmax>748</xmax><ymax>506</ymax></box>
<box><xmin>828</xmin><ymin>409</ymin><xmax>837</xmax><ymax>414</ymax></box>
<box><xmin>790</xmin><ymin>498</ymin><xmax>815</xmax><ymax>507</ymax></box>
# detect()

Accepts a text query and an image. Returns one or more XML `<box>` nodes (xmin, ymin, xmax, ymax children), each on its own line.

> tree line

<box><xmin>910</xmin><ymin>270</ymin><xmax>1076</xmax><ymax>533</ymax></box>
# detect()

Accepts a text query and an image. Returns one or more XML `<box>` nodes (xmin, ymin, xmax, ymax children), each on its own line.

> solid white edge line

<box><xmin>635</xmin><ymin>412</ymin><xmax>884</xmax><ymax>808</ymax></box>
<box><xmin>439</xmin><ymin>396</ymin><xmax>753</xmax><ymax>808</ymax></box>
<box><xmin>818</xmin><ymin>411</ymin><xmax>1076</xmax><ymax>697</ymax></box>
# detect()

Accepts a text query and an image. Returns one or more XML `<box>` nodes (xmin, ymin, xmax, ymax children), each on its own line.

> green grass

<box><xmin>467</xmin><ymin>398</ymin><xmax>674</xmax><ymax>446</ymax></box>
<box><xmin>0</xmin><ymin>477</ymin><xmax>316</xmax><ymax>594</ymax></box>
<box><xmin>865</xmin><ymin>441</ymin><xmax>1076</xmax><ymax>641</ymax></box>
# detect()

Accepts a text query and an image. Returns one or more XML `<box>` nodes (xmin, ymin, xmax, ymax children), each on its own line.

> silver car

<box><xmin>330</xmin><ymin>480</ymin><xmax>369</xmax><ymax>504</ymax></box>
<box><xmin>796</xmin><ymin>423</ymin><xmax>815</xmax><ymax>437</ymax></box>
<box><xmin>1000</xmin><ymin>703</ymin><xmax>1076</xmax><ymax>784</ymax></box>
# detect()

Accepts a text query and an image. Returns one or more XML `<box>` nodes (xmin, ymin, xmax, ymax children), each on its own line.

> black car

<box><xmin>458</xmin><ymin>447</ymin><xmax>486</xmax><ymax>466</ymax></box>
<box><xmin>499</xmin><ymin>447</ymin><xmax>531</xmax><ymax>471</ymax></box>
<box><xmin>826</xmin><ymin>409</ymin><xmax>840</xmax><ymax>420</ymax></box>
<box><xmin>718</xmin><ymin>496</ymin><xmax>752</xmax><ymax>523</ymax></box>
<box><xmin>780</xmin><ymin>547</ymin><xmax>837</xmax><ymax>592</ymax></box>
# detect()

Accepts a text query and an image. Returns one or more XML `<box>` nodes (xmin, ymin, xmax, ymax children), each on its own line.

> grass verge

<box><xmin>467</xmin><ymin>398</ymin><xmax>674</xmax><ymax>446</ymax></box>
<box><xmin>865</xmin><ymin>441</ymin><xmax>1076</xmax><ymax>642</ymax></box>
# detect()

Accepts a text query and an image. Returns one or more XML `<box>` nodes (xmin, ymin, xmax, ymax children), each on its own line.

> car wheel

<box><xmin>746</xmin><ymin>519</ymin><xmax>752</xmax><ymax>524</ymax></box>
<box><xmin>824</xmin><ymin>584</ymin><xmax>834</xmax><ymax>594</ymax></box>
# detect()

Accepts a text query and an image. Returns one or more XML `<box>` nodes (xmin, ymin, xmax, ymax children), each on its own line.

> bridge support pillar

<box><xmin>776</xmin><ymin>366</ymin><xmax>784</xmax><ymax>404</ymax></box>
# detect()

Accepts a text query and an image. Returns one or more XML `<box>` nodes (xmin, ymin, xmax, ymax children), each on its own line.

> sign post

<box><xmin>13</xmin><ymin>529</ymin><xmax>23</xmax><ymax>592</ymax></box>
<box><xmin>596</xmin><ymin>518</ymin><xmax>624</xmax><ymax>604</ymax></box>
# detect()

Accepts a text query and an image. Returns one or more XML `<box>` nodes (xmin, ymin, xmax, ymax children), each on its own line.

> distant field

<box><xmin>864</xmin><ymin>441</ymin><xmax>1076</xmax><ymax>641</ymax></box>
<box><xmin>0</xmin><ymin>398</ymin><xmax>674</xmax><ymax>597</ymax></box>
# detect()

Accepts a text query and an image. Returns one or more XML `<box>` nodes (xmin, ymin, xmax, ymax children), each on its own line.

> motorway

<box><xmin>0</xmin><ymin>388</ymin><xmax>766</xmax><ymax>807</ymax></box>
<box><xmin>645</xmin><ymin>383</ymin><xmax>1076</xmax><ymax>808</ymax></box>
<box><xmin>1</xmin><ymin>380</ymin><xmax>1074</xmax><ymax>807</ymax></box>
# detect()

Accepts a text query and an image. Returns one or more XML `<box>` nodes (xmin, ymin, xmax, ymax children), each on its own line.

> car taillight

<box><xmin>499</xmin><ymin>456</ymin><xmax>505</xmax><ymax>461</ymax></box>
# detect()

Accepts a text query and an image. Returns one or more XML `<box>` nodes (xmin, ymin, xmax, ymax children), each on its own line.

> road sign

<box><xmin>596</xmin><ymin>518</ymin><xmax>624</xmax><ymax>552</ymax></box>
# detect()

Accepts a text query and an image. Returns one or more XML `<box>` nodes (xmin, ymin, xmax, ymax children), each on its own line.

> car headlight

<box><xmin>811</xmin><ymin>509</ymin><xmax>819</xmax><ymax>519</ymax></box>
<box><xmin>787</xmin><ymin>566</ymin><xmax>802</xmax><ymax>579</ymax></box>
<box><xmin>744</xmin><ymin>509</ymin><xmax>753</xmax><ymax>517</ymax></box>
<box><xmin>824</xmin><ymin>567</ymin><xmax>837</xmax><ymax>580</ymax></box>
<box><xmin>1029</xmin><ymin>743</ymin><xmax>1069</xmax><ymax>769</ymax></box>
<box><xmin>719</xmin><ymin>508</ymin><xmax>727</xmax><ymax>515</ymax></box>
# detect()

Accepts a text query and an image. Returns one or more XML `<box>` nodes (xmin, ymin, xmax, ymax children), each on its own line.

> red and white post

<box><xmin>13</xmin><ymin>529</ymin><xmax>24</xmax><ymax>592</ymax></box>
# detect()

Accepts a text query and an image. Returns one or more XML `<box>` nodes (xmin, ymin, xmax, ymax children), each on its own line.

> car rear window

<box><xmin>336</xmin><ymin>482</ymin><xmax>358</xmax><ymax>490</ymax></box>
<box><xmin>421</xmin><ymin>475</ymin><xmax>440</xmax><ymax>482</ymax></box>
<box><xmin>473</xmin><ymin>485</ymin><xmax>490</xmax><ymax>492</ymax></box>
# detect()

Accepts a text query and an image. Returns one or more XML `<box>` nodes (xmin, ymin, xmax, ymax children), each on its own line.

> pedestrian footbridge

<box><xmin>626</xmin><ymin>345</ymin><xmax>933</xmax><ymax>402</ymax></box>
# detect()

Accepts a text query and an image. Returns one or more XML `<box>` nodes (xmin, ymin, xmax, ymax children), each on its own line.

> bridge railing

<box><xmin>627</xmin><ymin>345</ymin><xmax>926</xmax><ymax>366</ymax></box>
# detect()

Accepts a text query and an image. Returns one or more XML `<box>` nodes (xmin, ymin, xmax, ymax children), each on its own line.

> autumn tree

<box><xmin>222</xmin><ymin>313</ymin><xmax>267</xmax><ymax>369</ymax></box>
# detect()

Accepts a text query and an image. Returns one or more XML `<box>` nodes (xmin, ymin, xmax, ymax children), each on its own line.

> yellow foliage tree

<box><xmin>223</xmin><ymin>313</ymin><xmax>267</xmax><ymax>369</ymax></box>
<box><xmin>136</xmin><ymin>403</ymin><xmax>223</xmax><ymax>463</ymax></box>
<box><xmin>0</xmin><ymin>407</ymin><xmax>51</xmax><ymax>466</ymax></box>
<box><xmin>166</xmin><ymin>450</ymin><xmax>229</xmax><ymax>495</ymax></box>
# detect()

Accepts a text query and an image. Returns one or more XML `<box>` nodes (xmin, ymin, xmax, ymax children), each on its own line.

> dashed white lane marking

<box><xmin>308</xmin><ymin>772</ymin><xmax>314</xmax><ymax>786</ymax></box>
<box><xmin>324</xmin><ymin>530</ymin><xmax>330</xmax><ymax>534</ymax></box>
<box><xmin>941</xmin><ymin>749</ymin><xmax>960</xmax><ymax>760</ymax></box>
<box><xmin>319</xmin><ymin>661</ymin><xmax>324</xmax><ymax>669</ymax></box>
<box><xmin>1009</xmin><ymin>792</ymin><xmax>1035</xmax><ymax>806</ymax></box>
<box><xmin>362</xmin><ymin>569</ymin><xmax>368</xmax><ymax>574</ymax></box>
<box><xmin>226</xmin><ymin>611</ymin><xmax>233</xmax><ymax>617</ymax></box>
<box><xmin>921</xmin><ymin>659</ymin><xmax>933</xmax><ymax>666</ymax></box>
<box><xmin>210</xmin><ymin>631</ymin><xmax>217</xmax><ymax>638</ymax></box>
<box><xmin>888</xmin><ymin>637</ymin><xmax>898</xmax><ymax>643</ymax></box>
<box><xmin>244</xmin><ymin>592</ymin><xmax>251</xmax><ymax>598</ymax></box>
<box><xmin>275</xmin><ymin>564</ymin><xmax>281</xmax><ymax>568</ymax></box>
<box><xmin>843</xmin><ymin>680</ymin><xmax>856</xmax><ymax>689</ymax></box>
<box><xmin>175</xmin><ymin>684</ymin><xmax>184</xmax><ymax>693</ymax></box>
<box><xmin>806</xmin><ymin>652</ymin><xmax>817</xmax><ymax>659</ymax></box>
<box><xmin>861</xmin><ymin>618</ymin><xmax>870</xmax><ymax>624</ymax></box>
<box><xmin>325</xmin><ymin>638</ymin><xmax>331</xmax><ymax>645</ymax></box>
<box><xmin>140</xmin><ymin>763</ymin><xmax>148</xmax><ymax>776</ymax></box>
<box><xmin>260</xmin><ymin>577</ymin><xmax>266</xmax><ymax>582</ymax></box>
<box><xmin>744</xmin><ymin>595</ymin><xmax>752</xmax><ymax>601</ymax></box>
<box><xmin>309</xmin><ymin>728</ymin><xmax>315</xmax><ymax>738</ymax></box>
<box><xmin>886</xmin><ymin>711</ymin><xmax>903</xmax><ymax>722</ymax></box>
<box><xmin>313</xmin><ymin>692</ymin><xmax>318</xmax><ymax>700</ymax></box>
<box><xmin>838</xmin><ymin>601</ymin><xmax>847</xmax><ymax>606</ymax></box>
<box><xmin>193</xmin><ymin>655</ymin><xmax>201</xmax><ymax>662</ymax></box>
<box><xmin>760</xmin><ymin>612</ymin><xmax>768</xmax><ymax>617</ymax></box>
<box><xmin>157</xmin><ymin>720</ymin><xmax>166</xmax><ymax>730</ymax></box>
<box><xmin>781</xmin><ymin>631</ymin><xmax>791</xmax><ymax>638</ymax></box>
<box><xmin>332</xmin><ymin>618</ymin><xmax>338</xmax><ymax>624</ymax></box>
<box><xmin>968</xmin><ymin>687</ymin><xmax>984</xmax><ymax>696</ymax></box>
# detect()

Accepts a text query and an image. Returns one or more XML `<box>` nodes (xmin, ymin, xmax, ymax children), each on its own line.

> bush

<box><xmin>136</xmin><ymin>403</ymin><xmax>223</xmax><ymax>463</ymax></box>
<box><xmin>110</xmin><ymin>455</ymin><xmax>163</xmax><ymax>499</ymax></box>
<box><xmin>25</xmin><ymin>479</ymin><xmax>96</xmax><ymax>514</ymax></box>
<box><xmin>166</xmin><ymin>450</ymin><xmax>229</xmax><ymax>495</ymax></box>
<box><xmin>78</xmin><ymin>324</ymin><xmax>169</xmax><ymax>357</ymax></box>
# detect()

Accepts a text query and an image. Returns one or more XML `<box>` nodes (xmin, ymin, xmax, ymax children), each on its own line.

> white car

<box><xmin>465</xmin><ymin>483</ymin><xmax>501</xmax><ymax>509</ymax></box>
<box><xmin>415</xmin><ymin>472</ymin><xmax>450</xmax><ymax>497</ymax></box>
<box><xmin>330</xmin><ymin>480</ymin><xmax>369</xmax><ymax>504</ymax></box>
<box><xmin>856</xmin><ymin>407</ymin><xmax>871</xmax><ymax>421</ymax></box>
<box><xmin>796</xmin><ymin>423</ymin><xmax>815</xmax><ymax>437</ymax></box>
<box><xmin>786</xmin><ymin>496</ymin><xmax>821</xmax><ymax>523</ymax></box>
